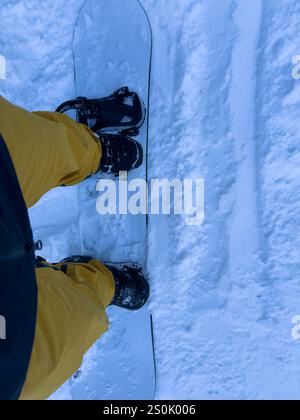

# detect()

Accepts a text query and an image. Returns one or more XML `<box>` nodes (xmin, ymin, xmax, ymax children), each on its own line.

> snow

<box><xmin>1</xmin><ymin>0</ymin><xmax>300</xmax><ymax>400</ymax></box>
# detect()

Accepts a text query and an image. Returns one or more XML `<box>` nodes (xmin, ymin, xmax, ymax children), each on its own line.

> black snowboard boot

<box><xmin>60</xmin><ymin>257</ymin><xmax>150</xmax><ymax>311</ymax></box>
<box><xmin>98</xmin><ymin>133</ymin><xmax>143</xmax><ymax>175</ymax></box>
<box><xmin>106</xmin><ymin>263</ymin><xmax>150</xmax><ymax>311</ymax></box>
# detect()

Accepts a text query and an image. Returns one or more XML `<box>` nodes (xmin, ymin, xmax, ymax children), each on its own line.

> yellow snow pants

<box><xmin>0</xmin><ymin>96</ymin><xmax>115</xmax><ymax>400</ymax></box>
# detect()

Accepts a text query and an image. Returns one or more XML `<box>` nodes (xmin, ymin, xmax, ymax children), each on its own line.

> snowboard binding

<box><xmin>56</xmin><ymin>86</ymin><xmax>146</xmax><ymax>136</ymax></box>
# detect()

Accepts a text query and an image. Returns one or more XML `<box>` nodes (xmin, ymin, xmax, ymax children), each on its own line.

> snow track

<box><xmin>146</xmin><ymin>0</ymin><xmax>300</xmax><ymax>399</ymax></box>
<box><xmin>1</xmin><ymin>0</ymin><xmax>300</xmax><ymax>400</ymax></box>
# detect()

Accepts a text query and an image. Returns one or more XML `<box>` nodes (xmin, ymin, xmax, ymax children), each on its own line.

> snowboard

<box><xmin>68</xmin><ymin>0</ymin><xmax>155</xmax><ymax>400</ymax></box>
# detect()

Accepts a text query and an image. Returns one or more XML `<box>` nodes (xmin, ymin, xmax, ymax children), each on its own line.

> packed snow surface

<box><xmin>1</xmin><ymin>0</ymin><xmax>300</xmax><ymax>400</ymax></box>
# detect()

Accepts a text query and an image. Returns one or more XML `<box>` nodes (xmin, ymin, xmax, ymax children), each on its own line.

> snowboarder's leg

<box><xmin>0</xmin><ymin>96</ymin><xmax>101</xmax><ymax>208</ymax></box>
<box><xmin>0</xmin><ymin>96</ymin><xmax>144</xmax><ymax>205</ymax></box>
<box><xmin>20</xmin><ymin>257</ymin><xmax>149</xmax><ymax>400</ymax></box>
<box><xmin>20</xmin><ymin>258</ymin><xmax>115</xmax><ymax>400</ymax></box>
<box><xmin>0</xmin><ymin>96</ymin><xmax>149</xmax><ymax>399</ymax></box>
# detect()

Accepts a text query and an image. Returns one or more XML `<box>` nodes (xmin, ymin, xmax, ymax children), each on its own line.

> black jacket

<box><xmin>0</xmin><ymin>135</ymin><xmax>37</xmax><ymax>400</ymax></box>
